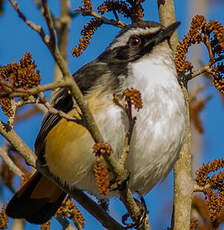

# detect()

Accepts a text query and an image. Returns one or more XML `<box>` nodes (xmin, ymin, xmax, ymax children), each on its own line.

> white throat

<box><xmin>127</xmin><ymin>49</ymin><xmax>178</xmax><ymax>90</ymax></box>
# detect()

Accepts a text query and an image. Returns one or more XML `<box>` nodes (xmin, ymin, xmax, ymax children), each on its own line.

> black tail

<box><xmin>6</xmin><ymin>172</ymin><xmax>66</xmax><ymax>224</ymax></box>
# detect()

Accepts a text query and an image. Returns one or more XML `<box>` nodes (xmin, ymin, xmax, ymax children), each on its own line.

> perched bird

<box><xmin>6</xmin><ymin>21</ymin><xmax>186</xmax><ymax>224</ymax></box>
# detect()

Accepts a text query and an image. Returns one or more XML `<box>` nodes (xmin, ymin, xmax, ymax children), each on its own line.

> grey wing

<box><xmin>34</xmin><ymin>60</ymin><xmax>108</xmax><ymax>161</ymax></box>
<box><xmin>35</xmin><ymin>89</ymin><xmax>74</xmax><ymax>162</ymax></box>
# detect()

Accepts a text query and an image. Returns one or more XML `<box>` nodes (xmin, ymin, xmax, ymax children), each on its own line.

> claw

<box><xmin>122</xmin><ymin>194</ymin><xmax>149</xmax><ymax>229</ymax></box>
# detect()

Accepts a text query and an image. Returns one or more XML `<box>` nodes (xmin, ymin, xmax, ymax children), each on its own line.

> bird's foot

<box><xmin>122</xmin><ymin>194</ymin><xmax>149</xmax><ymax>229</ymax></box>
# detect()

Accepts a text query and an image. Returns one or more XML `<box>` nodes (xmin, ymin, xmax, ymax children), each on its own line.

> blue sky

<box><xmin>0</xmin><ymin>0</ymin><xmax>224</xmax><ymax>229</ymax></box>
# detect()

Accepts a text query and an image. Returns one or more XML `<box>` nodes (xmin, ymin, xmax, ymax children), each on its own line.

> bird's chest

<box><xmin>99</xmin><ymin>60</ymin><xmax>186</xmax><ymax>193</ymax></box>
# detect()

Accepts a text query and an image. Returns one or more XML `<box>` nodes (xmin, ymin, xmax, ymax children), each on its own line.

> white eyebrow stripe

<box><xmin>109</xmin><ymin>27</ymin><xmax>161</xmax><ymax>50</ymax></box>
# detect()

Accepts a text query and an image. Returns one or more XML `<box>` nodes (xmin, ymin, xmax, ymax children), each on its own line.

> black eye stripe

<box><xmin>142</xmin><ymin>30</ymin><xmax>161</xmax><ymax>41</ymax></box>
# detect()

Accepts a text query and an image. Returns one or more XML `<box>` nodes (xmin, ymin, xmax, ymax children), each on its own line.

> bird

<box><xmin>6</xmin><ymin>21</ymin><xmax>186</xmax><ymax>224</ymax></box>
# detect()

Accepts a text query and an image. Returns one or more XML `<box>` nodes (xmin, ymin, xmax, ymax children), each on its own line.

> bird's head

<box><xmin>99</xmin><ymin>21</ymin><xmax>180</xmax><ymax>64</ymax></box>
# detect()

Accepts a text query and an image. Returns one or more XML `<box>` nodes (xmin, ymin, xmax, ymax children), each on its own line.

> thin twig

<box><xmin>0</xmin><ymin>80</ymin><xmax>70</xmax><ymax>97</ymax></box>
<box><xmin>112</xmin><ymin>96</ymin><xmax>147</xmax><ymax>229</ymax></box>
<box><xmin>58</xmin><ymin>0</ymin><xmax>70</xmax><ymax>61</ymax></box>
<box><xmin>193</xmin><ymin>183</ymin><xmax>210</xmax><ymax>193</ymax></box>
<box><xmin>0</xmin><ymin>121</ymin><xmax>36</xmax><ymax>167</ymax></box>
<box><xmin>34</xmin><ymin>0</ymin><xmax>57</xmax><ymax>31</ymax></box>
<box><xmin>113</xmin><ymin>8</ymin><xmax>119</xmax><ymax>22</ymax></box>
<box><xmin>119</xmin><ymin>105</ymin><xmax>136</xmax><ymax>168</ymax></box>
<box><xmin>112</xmin><ymin>8</ymin><xmax>124</xmax><ymax>27</ymax></box>
<box><xmin>91</xmin><ymin>10</ymin><xmax>125</xmax><ymax>27</ymax></box>
<box><xmin>55</xmin><ymin>214</ymin><xmax>77</xmax><ymax>230</ymax></box>
<box><xmin>113</xmin><ymin>94</ymin><xmax>126</xmax><ymax>110</ymax></box>
<box><xmin>16</xmin><ymin>97</ymin><xmax>37</xmax><ymax>108</ymax></box>
<box><xmin>52</xmin><ymin>0</ymin><xmax>70</xmax><ymax>89</ymax></box>
<box><xmin>74</xmin><ymin>7</ymin><xmax>126</xmax><ymax>28</ymax></box>
<box><xmin>0</xmin><ymin>147</ymin><xmax>24</xmax><ymax>178</ymax></box>
<box><xmin>188</xmin><ymin>62</ymin><xmax>212</xmax><ymax>80</ymax></box>
<box><xmin>8</xmin><ymin>0</ymin><xmax>46</xmax><ymax>39</ymax></box>
<box><xmin>113</xmin><ymin>94</ymin><xmax>132</xmax><ymax>167</ymax></box>
<box><xmin>41</xmin><ymin>0</ymin><xmax>56</xmax><ymax>50</ymax></box>
<box><xmin>38</xmin><ymin>92</ymin><xmax>82</xmax><ymax>123</ymax></box>
<box><xmin>119</xmin><ymin>136</ymin><xmax>130</xmax><ymax>168</ymax></box>
<box><xmin>204</xmin><ymin>34</ymin><xmax>215</xmax><ymax>63</ymax></box>
<box><xmin>72</xmin><ymin>216</ymin><xmax>84</xmax><ymax>230</ymax></box>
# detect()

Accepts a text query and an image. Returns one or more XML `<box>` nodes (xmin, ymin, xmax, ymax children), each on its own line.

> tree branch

<box><xmin>157</xmin><ymin>1</ymin><xmax>193</xmax><ymax>230</ymax></box>
<box><xmin>37</xmin><ymin>163</ymin><xmax>125</xmax><ymax>230</ymax></box>
<box><xmin>172</xmin><ymin>86</ymin><xmax>193</xmax><ymax>230</ymax></box>
<box><xmin>52</xmin><ymin>0</ymin><xmax>70</xmax><ymax>96</ymax></box>
<box><xmin>157</xmin><ymin>0</ymin><xmax>178</xmax><ymax>50</ymax></box>
<box><xmin>8</xmin><ymin>0</ymin><xmax>46</xmax><ymax>40</ymax></box>
<box><xmin>193</xmin><ymin>183</ymin><xmax>210</xmax><ymax>193</ymax></box>
<box><xmin>11</xmin><ymin>219</ymin><xmax>24</xmax><ymax>230</ymax></box>
<box><xmin>0</xmin><ymin>80</ymin><xmax>70</xmax><ymax>97</ymax></box>
<box><xmin>38</xmin><ymin>92</ymin><xmax>82</xmax><ymax>123</ymax></box>
<box><xmin>0</xmin><ymin>147</ymin><xmax>24</xmax><ymax>178</ymax></box>
<box><xmin>58</xmin><ymin>0</ymin><xmax>70</xmax><ymax>61</ymax></box>
<box><xmin>41</xmin><ymin>0</ymin><xmax>56</xmax><ymax>50</ymax></box>
<box><xmin>90</xmin><ymin>10</ymin><xmax>125</xmax><ymax>28</ymax></box>
<box><xmin>0</xmin><ymin>121</ymin><xmax>36</xmax><ymax>167</ymax></box>
<box><xmin>74</xmin><ymin>8</ymin><xmax>125</xmax><ymax>28</ymax></box>
<box><xmin>188</xmin><ymin>62</ymin><xmax>212</xmax><ymax>80</ymax></box>
<box><xmin>55</xmin><ymin>214</ymin><xmax>77</xmax><ymax>230</ymax></box>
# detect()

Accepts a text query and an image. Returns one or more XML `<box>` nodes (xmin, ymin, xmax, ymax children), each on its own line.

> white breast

<box><xmin>121</xmin><ymin>54</ymin><xmax>186</xmax><ymax>193</ymax></box>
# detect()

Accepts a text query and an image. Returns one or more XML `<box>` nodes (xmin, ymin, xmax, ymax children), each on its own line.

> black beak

<box><xmin>151</xmin><ymin>22</ymin><xmax>180</xmax><ymax>44</ymax></box>
<box><xmin>156</xmin><ymin>21</ymin><xmax>180</xmax><ymax>44</ymax></box>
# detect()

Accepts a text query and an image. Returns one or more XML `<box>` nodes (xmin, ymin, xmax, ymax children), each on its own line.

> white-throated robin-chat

<box><xmin>6</xmin><ymin>21</ymin><xmax>186</xmax><ymax>224</ymax></box>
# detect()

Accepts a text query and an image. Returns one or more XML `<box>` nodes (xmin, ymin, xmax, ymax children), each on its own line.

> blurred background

<box><xmin>0</xmin><ymin>0</ymin><xmax>223</xmax><ymax>229</ymax></box>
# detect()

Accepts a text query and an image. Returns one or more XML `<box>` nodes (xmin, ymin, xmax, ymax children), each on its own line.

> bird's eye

<box><xmin>129</xmin><ymin>36</ymin><xmax>141</xmax><ymax>46</ymax></box>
